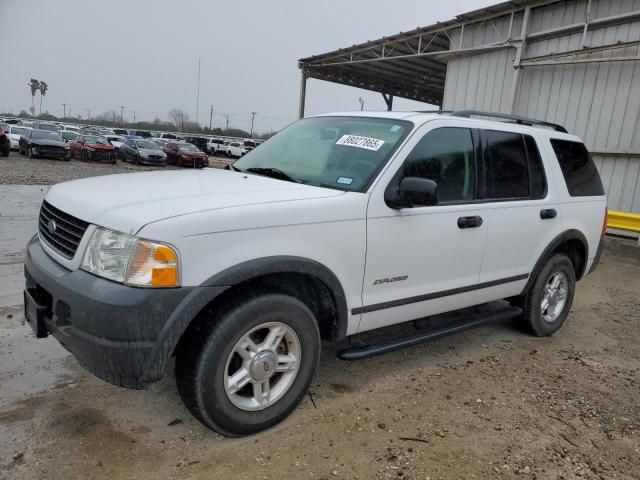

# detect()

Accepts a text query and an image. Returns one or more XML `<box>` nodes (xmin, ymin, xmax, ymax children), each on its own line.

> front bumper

<box><xmin>139</xmin><ymin>156</ymin><xmax>167</xmax><ymax>166</ymax></box>
<box><xmin>24</xmin><ymin>235</ymin><xmax>227</xmax><ymax>388</ymax></box>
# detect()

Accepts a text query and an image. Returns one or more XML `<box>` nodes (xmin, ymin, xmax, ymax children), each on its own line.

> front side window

<box><xmin>234</xmin><ymin>116</ymin><xmax>411</xmax><ymax>191</ymax></box>
<box><xmin>550</xmin><ymin>139</ymin><xmax>604</xmax><ymax>196</ymax></box>
<box><xmin>403</xmin><ymin>127</ymin><xmax>476</xmax><ymax>203</ymax></box>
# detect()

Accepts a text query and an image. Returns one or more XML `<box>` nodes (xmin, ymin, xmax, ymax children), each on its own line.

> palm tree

<box><xmin>39</xmin><ymin>81</ymin><xmax>48</xmax><ymax>114</ymax></box>
<box><xmin>28</xmin><ymin>79</ymin><xmax>40</xmax><ymax>116</ymax></box>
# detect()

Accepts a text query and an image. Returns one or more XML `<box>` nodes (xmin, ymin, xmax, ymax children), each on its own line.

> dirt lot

<box><xmin>0</xmin><ymin>150</ymin><xmax>232</xmax><ymax>185</ymax></box>
<box><xmin>0</xmin><ymin>157</ymin><xmax>639</xmax><ymax>480</ymax></box>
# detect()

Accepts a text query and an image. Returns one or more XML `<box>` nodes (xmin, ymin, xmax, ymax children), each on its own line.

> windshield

<box><xmin>61</xmin><ymin>132</ymin><xmax>77</xmax><ymax>140</ymax></box>
<box><xmin>178</xmin><ymin>143</ymin><xmax>198</xmax><ymax>152</ymax></box>
<box><xmin>38</xmin><ymin>123</ymin><xmax>60</xmax><ymax>131</ymax></box>
<box><xmin>234</xmin><ymin>116</ymin><xmax>411</xmax><ymax>191</ymax></box>
<box><xmin>84</xmin><ymin>136</ymin><xmax>109</xmax><ymax>145</ymax></box>
<box><xmin>11</xmin><ymin>127</ymin><xmax>26</xmax><ymax>135</ymax></box>
<box><xmin>136</xmin><ymin>140</ymin><xmax>158</xmax><ymax>149</ymax></box>
<box><xmin>32</xmin><ymin>131</ymin><xmax>63</xmax><ymax>141</ymax></box>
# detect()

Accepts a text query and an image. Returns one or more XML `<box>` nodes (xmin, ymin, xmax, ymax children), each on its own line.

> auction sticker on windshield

<box><xmin>336</xmin><ymin>135</ymin><xmax>385</xmax><ymax>151</ymax></box>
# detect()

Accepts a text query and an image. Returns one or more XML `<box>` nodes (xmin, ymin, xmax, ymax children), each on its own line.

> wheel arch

<box><xmin>143</xmin><ymin>256</ymin><xmax>349</xmax><ymax>384</ymax></box>
<box><xmin>521</xmin><ymin>229</ymin><xmax>588</xmax><ymax>295</ymax></box>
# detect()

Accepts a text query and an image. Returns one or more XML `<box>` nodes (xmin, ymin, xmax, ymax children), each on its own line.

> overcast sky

<box><xmin>0</xmin><ymin>0</ymin><xmax>495</xmax><ymax>133</ymax></box>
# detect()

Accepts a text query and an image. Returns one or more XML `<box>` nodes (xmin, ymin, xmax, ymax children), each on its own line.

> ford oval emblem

<box><xmin>47</xmin><ymin>219</ymin><xmax>57</xmax><ymax>235</ymax></box>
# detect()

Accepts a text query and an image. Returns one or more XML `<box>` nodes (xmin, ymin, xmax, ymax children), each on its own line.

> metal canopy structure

<box><xmin>297</xmin><ymin>0</ymin><xmax>535</xmax><ymax>117</ymax></box>
<box><xmin>297</xmin><ymin>0</ymin><xmax>640</xmax><ymax>118</ymax></box>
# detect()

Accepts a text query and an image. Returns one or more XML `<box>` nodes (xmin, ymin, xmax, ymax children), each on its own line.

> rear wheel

<box><xmin>176</xmin><ymin>293</ymin><xmax>321</xmax><ymax>436</ymax></box>
<box><xmin>513</xmin><ymin>254</ymin><xmax>575</xmax><ymax>336</ymax></box>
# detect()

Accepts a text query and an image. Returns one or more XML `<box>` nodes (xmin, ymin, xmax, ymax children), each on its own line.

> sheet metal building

<box><xmin>298</xmin><ymin>0</ymin><xmax>640</xmax><ymax>213</ymax></box>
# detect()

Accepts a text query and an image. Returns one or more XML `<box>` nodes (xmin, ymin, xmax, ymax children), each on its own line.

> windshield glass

<box><xmin>136</xmin><ymin>140</ymin><xmax>158</xmax><ymax>149</ymax></box>
<box><xmin>85</xmin><ymin>136</ymin><xmax>109</xmax><ymax>145</ymax></box>
<box><xmin>61</xmin><ymin>132</ymin><xmax>77</xmax><ymax>140</ymax></box>
<box><xmin>33</xmin><ymin>131</ymin><xmax>63</xmax><ymax>141</ymax></box>
<box><xmin>178</xmin><ymin>143</ymin><xmax>198</xmax><ymax>152</ymax></box>
<box><xmin>38</xmin><ymin>123</ymin><xmax>60</xmax><ymax>131</ymax></box>
<box><xmin>234</xmin><ymin>116</ymin><xmax>411</xmax><ymax>191</ymax></box>
<box><xmin>11</xmin><ymin>127</ymin><xmax>26</xmax><ymax>135</ymax></box>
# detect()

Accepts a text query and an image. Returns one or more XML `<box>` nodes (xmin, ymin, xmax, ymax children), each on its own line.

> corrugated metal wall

<box><xmin>442</xmin><ymin>0</ymin><xmax>640</xmax><ymax>212</ymax></box>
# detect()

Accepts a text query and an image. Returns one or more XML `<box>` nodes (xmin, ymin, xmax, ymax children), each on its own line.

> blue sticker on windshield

<box><xmin>336</xmin><ymin>176</ymin><xmax>354</xmax><ymax>185</ymax></box>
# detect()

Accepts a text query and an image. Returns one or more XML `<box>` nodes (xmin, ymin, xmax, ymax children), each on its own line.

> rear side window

<box><xmin>550</xmin><ymin>139</ymin><xmax>604</xmax><ymax>196</ymax></box>
<box><xmin>484</xmin><ymin>131</ymin><xmax>547</xmax><ymax>200</ymax></box>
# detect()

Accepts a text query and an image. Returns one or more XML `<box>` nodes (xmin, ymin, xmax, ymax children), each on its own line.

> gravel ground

<box><xmin>0</xmin><ymin>150</ymin><xmax>233</xmax><ymax>185</ymax></box>
<box><xmin>0</xmin><ymin>164</ymin><xmax>639</xmax><ymax>480</ymax></box>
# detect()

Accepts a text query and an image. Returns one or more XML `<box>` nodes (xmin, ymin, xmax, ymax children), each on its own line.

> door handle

<box><xmin>540</xmin><ymin>208</ymin><xmax>557</xmax><ymax>220</ymax></box>
<box><xmin>458</xmin><ymin>216</ymin><xmax>483</xmax><ymax>229</ymax></box>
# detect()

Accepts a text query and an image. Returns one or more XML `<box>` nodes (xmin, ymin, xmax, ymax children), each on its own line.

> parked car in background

<box><xmin>33</xmin><ymin>122</ymin><xmax>61</xmax><ymax>132</ymax></box>
<box><xmin>61</xmin><ymin>125</ymin><xmax>80</xmax><ymax>133</ymax></box>
<box><xmin>112</xmin><ymin>128</ymin><xmax>129</xmax><ymax>136</ymax></box>
<box><xmin>60</xmin><ymin>131</ymin><xmax>78</xmax><ymax>143</ymax></box>
<box><xmin>226</xmin><ymin>141</ymin><xmax>247</xmax><ymax>158</ymax></box>
<box><xmin>206</xmin><ymin>138</ymin><xmax>225</xmax><ymax>155</ymax></box>
<box><xmin>104</xmin><ymin>135</ymin><xmax>126</xmax><ymax>157</ymax></box>
<box><xmin>183</xmin><ymin>136</ymin><xmax>208</xmax><ymax>153</ymax></box>
<box><xmin>120</xmin><ymin>138</ymin><xmax>167</xmax><ymax>166</ymax></box>
<box><xmin>69</xmin><ymin>135</ymin><xmax>117</xmax><ymax>163</ymax></box>
<box><xmin>6</xmin><ymin>125</ymin><xmax>31</xmax><ymax>150</ymax></box>
<box><xmin>129</xmin><ymin>129</ymin><xmax>152</xmax><ymax>138</ymax></box>
<box><xmin>156</xmin><ymin>132</ymin><xmax>179</xmax><ymax>140</ymax></box>
<box><xmin>163</xmin><ymin>142</ymin><xmax>208</xmax><ymax>168</ymax></box>
<box><xmin>19</xmin><ymin>129</ymin><xmax>70</xmax><ymax>160</ymax></box>
<box><xmin>17</xmin><ymin>120</ymin><xmax>35</xmax><ymax>128</ymax></box>
<box><xmin>243</xmin><ymin>139</ymin><xmax>257</xmax><ymax>152</ymax></box>
<box><xmin>0</xmin><ymin>131</ymin><xmax>9</xmax><ymax>157</ymax></box>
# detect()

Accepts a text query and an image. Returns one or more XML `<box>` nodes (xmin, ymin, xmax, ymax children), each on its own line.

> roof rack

<box><xmin>449</xmin><ymin>110</ymin><xmax>568</xmax><ymax>133</ymax></box>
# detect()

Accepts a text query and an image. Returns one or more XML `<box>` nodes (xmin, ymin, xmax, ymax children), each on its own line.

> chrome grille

<box><xmin>38</xmin><ymin>201</ymin><xmax>89</xmax><ymax>259</ymax></box>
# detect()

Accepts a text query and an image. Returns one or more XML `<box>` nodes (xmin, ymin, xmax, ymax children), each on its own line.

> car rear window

<box><xmin>550</xmin><ymin>139</ymin><xmax>604</xmax><ymax>196</ymax></box>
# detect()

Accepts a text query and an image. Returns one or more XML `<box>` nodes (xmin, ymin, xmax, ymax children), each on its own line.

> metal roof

<box><xmin>298</xmin><ymin>0</ymin><xmax>543</xmax><ymax>106</ymax></box>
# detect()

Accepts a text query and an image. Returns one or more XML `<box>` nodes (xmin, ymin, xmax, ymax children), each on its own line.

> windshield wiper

<box><xmin>225</xmin><ymin>164</ymin><xmax>243</xmax><ymax>172</ymax></box>
<box><xmin>245</xmin><ymin>167</ymin><xmax>301</xmax><ymax>183</ymax></box>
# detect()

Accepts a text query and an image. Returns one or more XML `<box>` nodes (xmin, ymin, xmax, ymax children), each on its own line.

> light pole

<box><xmin>120</xmin><ymin>105</ymin><xmax>125</xmax><ymax>125</ymax></box>
<box><xmin>62</xmin><ymin>103</ymin><xmax>66</xmax><ymax>118</ymax></box>
<box><xmin>85</xmin><ymin>109</ymin><xmax>91</xmax><ymax>120</ymax></box>
<box><xmin>195</xmin><ymin>57</ymin><xmax>201</xmax><ymax>127</ymax></box>
<box><xmin>250</xmin><ymin>112</ymin><xmax>257</xmax><ymax>138</ymax></box>
<box><xmin>209</xmin><ymin>105</ymin><xmax>213</xmax><ymax>130</ymax></box>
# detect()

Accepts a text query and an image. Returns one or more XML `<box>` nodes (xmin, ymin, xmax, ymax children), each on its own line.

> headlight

<box><xmin>81</xmin><ymin>227</ymin><xmax>179</xmax><ymax>288</ymax></box>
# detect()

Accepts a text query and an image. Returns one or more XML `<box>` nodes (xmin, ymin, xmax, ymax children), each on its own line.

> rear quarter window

<box><xmin>550</xmin><ymin>139</ymin><xmax>604</xmax><ymax>196</ymax></box>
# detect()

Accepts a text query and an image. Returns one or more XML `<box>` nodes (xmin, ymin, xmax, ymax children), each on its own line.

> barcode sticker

<box><xmin>336</xmin><ymin>135</ymin><xmax>385</xmax><ymax>151</ymax></box>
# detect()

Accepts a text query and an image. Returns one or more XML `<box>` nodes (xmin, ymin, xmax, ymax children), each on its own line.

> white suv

<box><xmin>24</xmin><ymin>111</ymin><xmax>607</xmax><ymax>436</ymax></box>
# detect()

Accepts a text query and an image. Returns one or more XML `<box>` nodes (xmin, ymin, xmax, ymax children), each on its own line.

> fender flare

<box><xmin>203</xmin><ymin>255</ymin><xmax>349</xmax><ymax>340</ymax></box>
<box><xmin>520</xmin><ymin>229</ymin><xmax>589</xmax><ymax>295</ymax></box>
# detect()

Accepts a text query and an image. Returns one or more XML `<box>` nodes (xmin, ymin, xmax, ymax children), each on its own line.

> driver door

<box><xmin>358</xmin><ymin>122</ymin><xmax>488</xmax><ymax>333</ymax></box>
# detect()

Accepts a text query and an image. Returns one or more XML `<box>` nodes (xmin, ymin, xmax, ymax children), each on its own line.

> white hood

<box><xmin>45</xmin><ymin>168</ymin><xmax>344</xmax><ymax>234</ymax></box>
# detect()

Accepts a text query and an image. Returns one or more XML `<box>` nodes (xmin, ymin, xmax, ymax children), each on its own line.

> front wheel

<box><xmin>176</xmin><ymin>293</ymin><xmax>320</xmax><ymax>436</ymax></box>
<box><xmin>513</xmin><ymin>254</ymin><xmax>576</xmax><ymax>336</ymax></box>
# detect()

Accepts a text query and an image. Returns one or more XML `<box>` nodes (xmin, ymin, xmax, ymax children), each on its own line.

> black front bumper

<box><xmin>24</xmin><ymin>235</ymin><xmax>227</xmax><ymax>389</ymax></box>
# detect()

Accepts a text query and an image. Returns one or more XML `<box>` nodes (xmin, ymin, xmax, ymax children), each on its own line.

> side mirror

<box><xmin>386</xmin><ymin>177</ymin><xmax>438</xmax><ymax>209</ymax></box>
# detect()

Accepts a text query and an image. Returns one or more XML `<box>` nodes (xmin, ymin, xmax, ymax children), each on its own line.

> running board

<box><xmin>337</xmin><ymin>306</ymin><xmax>523</xmax><ymax>361</ymax></box>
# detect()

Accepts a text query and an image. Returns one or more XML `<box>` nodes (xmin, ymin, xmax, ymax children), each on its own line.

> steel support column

<box><xmin>382</xmin><ymin>93</ymin><xmax>394</xmax><ymax>111</ymax></box>
<box><xmin>298</xmin><ymin>69</ymin><xmax>308</xmax><ymax>119</ymax></box>
<box><xmin>510</xmin><ymin>5</ymin><xmax>531</xmax><ymax>114</ymax></box>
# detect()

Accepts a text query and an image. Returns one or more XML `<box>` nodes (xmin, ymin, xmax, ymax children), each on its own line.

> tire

<box><xmin>80</xmin><ymin>150</ymin><xmax>87</xmax><ymax>162</ymax></box>
<box><xmin>28</xmin><ymin>146</ymin><xmax>37</xmax><ymax>159</ymax></box>
<box><xmin>513</xmin><ymin>254</ymin><xmax>576</xmax><ymax>337</ymax></box>
<box><xmin>226</xmin><ymin>151</ymin><xmax>231</xmax><ymax>158</ymax></box>
<box><xmin>176</xmin><ymin>292</ymin><xmax>321</xmax><ymax>437</ymax></box>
